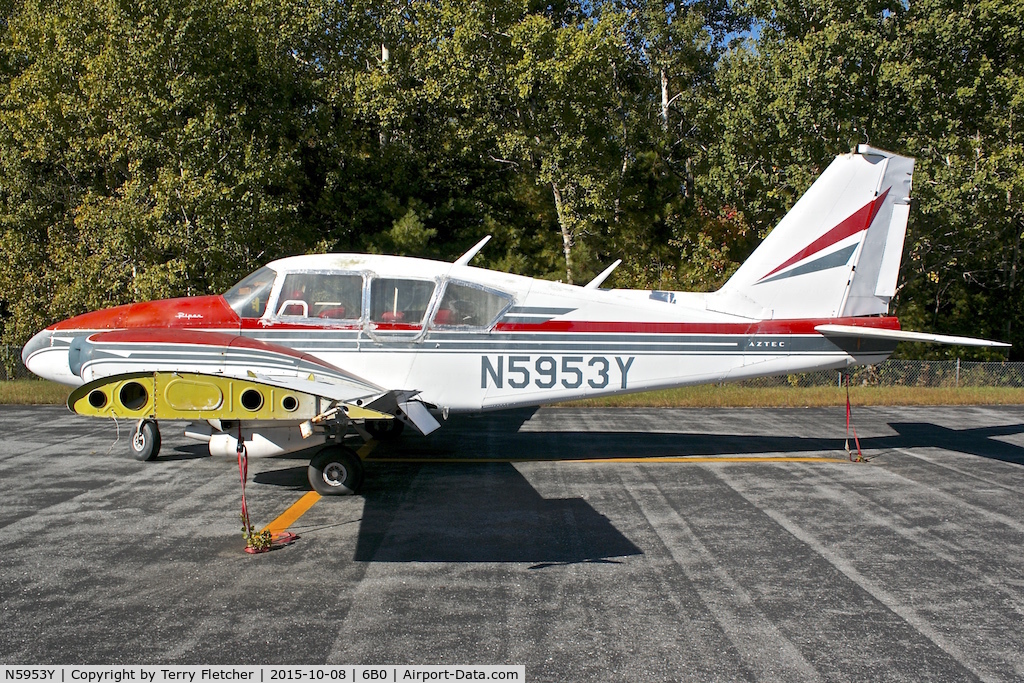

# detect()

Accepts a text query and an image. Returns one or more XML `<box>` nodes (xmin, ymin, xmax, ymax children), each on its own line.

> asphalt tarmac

<box><xmin>2</xmin><ymin>404</ymin><xmax>1024</xmax><ymax>681</ymax></box>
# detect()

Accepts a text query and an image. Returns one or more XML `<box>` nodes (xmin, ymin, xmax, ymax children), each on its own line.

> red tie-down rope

<box><xmin>844</xmin><ymin>374</ymin><xmax>865</xmax><ymax>462</ymax></box>
<box><xmin>238</xmin><ymin>425</ymin><xmax>271</xmax><ymax>553</ymax></box>
<box><xmin>237</xmin><ymin>425</ymin><xmax>296</xmax><ymax>554</ymax></box>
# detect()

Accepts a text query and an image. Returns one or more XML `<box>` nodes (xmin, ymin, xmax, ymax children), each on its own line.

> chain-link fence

<box><xmin>1</xmin><ymin>345</ymin><xmax>30</xmax><ymax>381</ymax></box>
<box><xmin>739</xmin><ymin>359</ymin><xmax>1024</xmax><ymax>388</ymax></box>
<box><xmin>4</xmin><ymin>343</ymin><xmax>1024</xmax><ymax>387</ymax></box>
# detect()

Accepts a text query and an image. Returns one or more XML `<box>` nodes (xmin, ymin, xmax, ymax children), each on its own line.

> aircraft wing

<box><xmin>69</xmin><ymin>328</ymin><xmax>383</xmax><ymax>398</ymax></box>
<box><xmin>65</xmin><ymin>328</ymin><xmax>394</xmax><ymax>418</ymax></box>
<box><xmin>65</xmin><ymin>328</ymin><xmax>444</xmax><ymax>433</ymax></box>
<box><xmin>815</xmin><ymin>324</ymin><xmax>1011</xmax><ymax>348</ymax></box>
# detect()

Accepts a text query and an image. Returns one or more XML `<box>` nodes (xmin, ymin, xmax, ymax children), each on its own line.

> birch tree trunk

<box><xmin>660</xmin><ymin>67</ymin><xmax>669</xmax><ymax>131</ymax></box>
<box><xmin>552</xmin><ymin>182</ymin><xmax>574</xmax><ymax>284</ymax></box>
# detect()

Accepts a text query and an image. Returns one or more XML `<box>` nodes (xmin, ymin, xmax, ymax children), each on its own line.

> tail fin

<box><xmin>709</xmin><ymin>145</ymin><xmax>914</xmax><ymax>320</ymax></box>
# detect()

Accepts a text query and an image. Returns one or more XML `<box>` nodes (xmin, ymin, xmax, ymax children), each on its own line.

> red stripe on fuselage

<box><xmin>56</xmin><ymin>296</ymin><xmax>902</xmax><ymax>341</ymax></box>
<box><xmin>493</xmin><ymin>316</ymin><xmax>900</xmax><ymax>335</ymax></box>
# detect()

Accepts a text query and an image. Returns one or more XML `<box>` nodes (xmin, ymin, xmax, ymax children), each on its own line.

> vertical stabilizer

<box><xmin>708</xmin><ymin>146</ymin><xmax>914</xmax><ymax>320</ymax></box>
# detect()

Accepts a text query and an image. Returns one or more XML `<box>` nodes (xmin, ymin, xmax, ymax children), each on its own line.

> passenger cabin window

<box><xmin>432</xmin><ymin>282</ymin><xmax>511</xmax><ymax>329</ymax></box>
<box><xmin>369</xmin><ymin>278</ymin><xmax>435</xmax><ymax>327</ymax></box>
<box><xmin>224</xmin><ymin>267</ymin><xmax>277</xmax><ymax>319</ymax></box>
<box><xmin>276</xmin><ymin>273</ymin><xmax>363</xmax><ymax>321</ymax></box>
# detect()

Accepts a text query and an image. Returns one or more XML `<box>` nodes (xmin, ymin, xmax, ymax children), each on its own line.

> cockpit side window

<box><xmin>369</xmin><ymin>278</ymin><xmax>436</xmax><ymax>327</ymax></box>
<box><xmin>223</xmin><ymin>266</ymin><xmax>277</xmax><ymax>319</ymax></box>
<box><xmin>432</xmin><ymin>282</ymin><xmax>512</xmax><ymax>329</ymax></box>
<box><xmin>276</xmin><ymin>273</ymin><xmax>363</xmax><ymax>321</ymax></box>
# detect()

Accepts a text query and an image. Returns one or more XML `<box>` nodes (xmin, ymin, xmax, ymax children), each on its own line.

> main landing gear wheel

<box><xmin>308</xmin><ymin>445</ymin><xmax>364</xmax><ymax>496</ymax></box>
<box><xmin>131</xmin><ymin>419</ymin><xmax>161</xmax><ymax>461</ymax></box>
<box><xmin>364</xmin><ymin>418</ymin><xmax>405</xmax><ymax>440</ymax></box>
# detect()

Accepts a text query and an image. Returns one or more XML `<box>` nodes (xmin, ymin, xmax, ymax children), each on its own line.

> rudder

<box><xmin>708</xmin><ymin>145</ymin><xmax>914</xmax><ymax>320</ymax></box>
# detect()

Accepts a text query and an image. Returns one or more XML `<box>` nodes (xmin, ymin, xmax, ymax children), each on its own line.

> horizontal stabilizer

<box><xmin>815</xmin><ymin>324</ymin><xmax>1010</xmax><ymax>348</ymax></box>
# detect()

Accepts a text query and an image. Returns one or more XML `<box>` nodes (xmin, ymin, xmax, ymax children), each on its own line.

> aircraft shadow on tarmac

<box><xmin>872</xmin><ymin>422</ymin><xmax>1024</xmax><ymax>465</ymax></box>
<box><xmin>249</xmin><ymin>409</ymin><xmax>1023</xmax><ymax>563</ymax></box>
<box><xmin>368</xmin><ymin>410</ymin><xmax>1024</xmax><ymax>466</ymax></box>
<box><xmin>254</xmin><ymin>461</ymin><xmax>642</xmax><ymax>565</ymax></box>
<box><xmin>165</xmin><ymin>443</ymin><xmax>213</xmax><ymax>461</ymax></box>
<box><xmin>207</xmin><ymin>419</ymin><xmax>1024</xmax><ymax>469</ymax></box>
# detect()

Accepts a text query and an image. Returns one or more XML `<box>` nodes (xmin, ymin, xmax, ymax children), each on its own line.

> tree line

<box><xmin>0</xmin><ymin>0</ymin><xmax>1020</xmax><ymax>359</ymax></box>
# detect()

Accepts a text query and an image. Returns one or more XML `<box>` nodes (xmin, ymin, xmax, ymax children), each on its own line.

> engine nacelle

<box><xmin>208</xmin><ymin>425</ymin><xmax>322</xmax><ymax>458</ymax></box>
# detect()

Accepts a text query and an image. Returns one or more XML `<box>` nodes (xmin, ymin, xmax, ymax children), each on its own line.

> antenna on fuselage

<box><xmin>453</xmin><ymin>235</ymin><xmax>491</xmax><ymax>267</ymax></box>
<box><xmin>584</xmin><ymin>259</ymin><xmax>622</xmax><ymax>290</ymax></box>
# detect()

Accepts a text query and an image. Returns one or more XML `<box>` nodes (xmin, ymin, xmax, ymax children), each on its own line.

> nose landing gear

<box><xmin>307</xmin><ymin>445</ymin><xmax>364</xmax><ymax>495</ymax></box>
<box><xmin>131</xmin><ymin>419</ymin><xmax>161</xmax><ymax>461</ymax></box>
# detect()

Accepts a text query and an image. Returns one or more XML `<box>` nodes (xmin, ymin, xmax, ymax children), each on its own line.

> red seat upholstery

<box><xmin>433</xmin><ymin>309</ymin><xmax>454</xmax><ymax>325</ymax></box>
<box><xmin>318</xmin><ymin>306</ymin><xmax>347</xmax><ymax>319</ymax></box>
<box><xmin>381</xmin><ymin>311</ymin><xmax>405</xmax><ymax>323</ymax></box>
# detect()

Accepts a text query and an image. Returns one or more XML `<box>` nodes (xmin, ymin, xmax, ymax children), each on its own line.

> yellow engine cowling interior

<box><xmin>68</xmin><ymin>372</ymin><xmax>391</xmax><ymax>422</ymax></box>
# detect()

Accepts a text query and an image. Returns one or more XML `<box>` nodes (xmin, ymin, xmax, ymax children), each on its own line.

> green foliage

<box><xmin>0</xmin><ymin>0</ymin><xmax>1019</xmax><ymax>361</ymax></box>
<box><xmin>0</xmin><ymin>0</ymin><xmax>317</xmax><ymax>342</ymax></box>
<box><xmin>241</xmin><ymin>513</ymin><xmax>272</xmax><ymax>553</ymax></box>
<box><xmin>366</xmin><ymin>206</ymin><xmax>438</xmax><ymax>258</ymax></box>
<box><xmin>701</xmin><ymin>0</ymin><xmax>1023</xmax><ymax>358</ymax></box>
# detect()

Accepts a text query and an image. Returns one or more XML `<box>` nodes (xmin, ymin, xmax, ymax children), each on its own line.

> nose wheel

<box><xmin>131</xmin><ymin>419</ymin><xmax>161</xmax><ymax>461</ymax></box>
<box><xmin>308</xmin><ymin>445</ymin><xmax>364</xmax><ymax>495</ymax></box>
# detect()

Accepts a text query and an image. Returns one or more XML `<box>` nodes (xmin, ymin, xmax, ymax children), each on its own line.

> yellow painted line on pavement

<box><xmin>263</xmin><ymin>490</ymin><xmax>321</xmax><ymax>535</ymax></box>
<box><xmin>573</xmin><ymin>456</ymin><xmax>849</xmax><ymax>464</ymax></box>
<box><xmin>261</xmin><ymin>439</ymin><xmax>379</xmax><ymax>535</ymax></box>
<box><xmin>577</xmin><ymin>456</ymin><xmax>847</xmax><ymax>462</ymax></box>
<box><xmin>364</xmin><ymin>455</ymin><xmax>849</xmax><ymax>464</ymax></box>
<box><xmin>356</xmin><ymin>440</ymin><xmax>378</xmax><ymax>459</ymax></box>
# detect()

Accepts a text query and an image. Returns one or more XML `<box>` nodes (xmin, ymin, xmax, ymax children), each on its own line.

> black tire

<box><xmin>131</xmin><ymin>419</ymin><xmax>161</xmax><ymax>461</ymax></box>
<box><xmin>308</xmin><ymin>445</ymin><xmax>364</xmax><ymax>495</ymax></box>
<box><xmin>364</xmin><ymin>418</ymin><xmax>405</xmax><ymax>440</ymax></box>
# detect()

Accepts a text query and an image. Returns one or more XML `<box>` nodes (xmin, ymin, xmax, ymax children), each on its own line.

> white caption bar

<box><xmin>0</xmin><ymin>667</ymin><xmax>525</xmax><ymax>683</ymax></box>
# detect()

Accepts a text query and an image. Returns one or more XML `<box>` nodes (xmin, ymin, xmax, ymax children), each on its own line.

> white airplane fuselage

<box><xmin>261</xmin><ymin>258</ymin><xmax>899</xmax><ymax>413</ymax></box>
<box><xmin>19</xmin><ymin>146</ymin><xmax>1008</xmax><ymax>484</ymax></box>
<box><xmin>22</xmin><ymin>252</ymin><xmax>900</xmax><ymax>414</ymax></box>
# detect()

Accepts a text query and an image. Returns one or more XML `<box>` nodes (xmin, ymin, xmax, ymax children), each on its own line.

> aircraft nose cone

<box><xmin>22</xmin><ymin>328</ymin><xmax>81</xmax><ymax>386</ymax></box>
<box><xmin>21</xmin><ymin>328</ymin><xmax>50</xmax><ymax>368</ymax></box>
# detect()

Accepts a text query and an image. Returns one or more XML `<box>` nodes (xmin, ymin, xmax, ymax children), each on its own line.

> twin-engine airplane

<box><xmin>22</xmin><ymin>146</ymin><xmax>1008</xmax><ymax>494</ymax></box>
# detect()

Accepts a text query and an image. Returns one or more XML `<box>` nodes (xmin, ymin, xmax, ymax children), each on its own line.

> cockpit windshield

<box><xmin>223</xmin><ymin>266</ymin><xmax>277</xmax><ymax>318</ymax></box>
